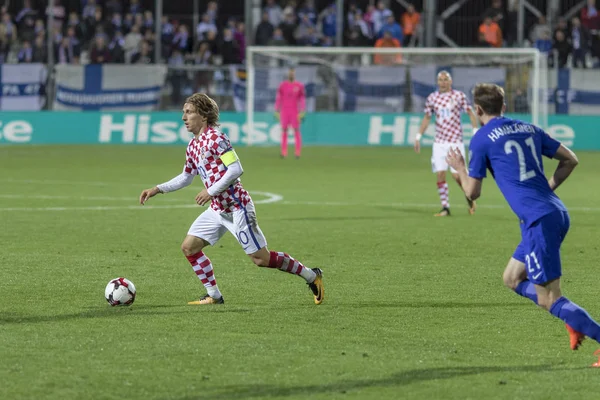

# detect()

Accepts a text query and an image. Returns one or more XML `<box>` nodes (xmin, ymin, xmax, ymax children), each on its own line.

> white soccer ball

<box><xmin>105</xmin><ymin>277</ymin><xmax>136</xmax><ymax>306</ymax></box>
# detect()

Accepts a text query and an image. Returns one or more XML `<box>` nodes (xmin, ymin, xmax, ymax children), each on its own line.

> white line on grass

<box><xmin>0</xmin><ymin>192</ymin><xmax>283</xmax><ymax>212</ymax></box>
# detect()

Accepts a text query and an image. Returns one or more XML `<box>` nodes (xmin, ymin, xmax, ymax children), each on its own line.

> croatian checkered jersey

<box><xmin>184</xmin><ymin>127</ymin><xmax>251</xmax><ymax>213</ymax></box>
<box><xmin>424</xmin><ymin>90</ymin><xmax>471</xmax><ymax>143</ymax></box>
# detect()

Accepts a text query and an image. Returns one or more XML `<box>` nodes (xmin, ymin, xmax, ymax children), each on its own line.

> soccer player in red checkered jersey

<box><xmin>414</xmin><ymin>71</ymin><xmax>479</xmax><ymax>217</ymax></box>
<box><xmin>139</xmin><ymin>93</ymin><xmax>324</xmax><ymax>305</ymax></box>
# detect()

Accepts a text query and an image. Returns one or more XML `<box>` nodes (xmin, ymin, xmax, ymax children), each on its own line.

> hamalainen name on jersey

<box><xmin>487</xmin><ymin>122</ymin><xmax>536</xmax><ymax>142</ymax></box>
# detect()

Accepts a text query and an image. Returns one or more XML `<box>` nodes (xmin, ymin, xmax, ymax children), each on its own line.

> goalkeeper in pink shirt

<box><xmin>275</xmin><ymin>68</ymin><xmax>306</xmax><ymax>159</ymax></box>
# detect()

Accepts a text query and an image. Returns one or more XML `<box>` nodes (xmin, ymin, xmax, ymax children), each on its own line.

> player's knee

<box><xmin>537</xmin><ymin>295</ymin><xmax>553</xmax><ymax>311</ymax></box>
<box><xmin>181</xmin><ymin>240</ymin><xmax>204</xmax><ymax>256</ymax></box>
<box><xmin>502</xmin><ymin>270</ymin><xmax>519</xmax><ymax>290</ymax></box>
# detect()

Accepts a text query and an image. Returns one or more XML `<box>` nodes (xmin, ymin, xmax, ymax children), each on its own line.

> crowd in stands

<box><xmin>1</xmin><ymin>0</ymin><xmax>246</xmax><ymax>66</ymax></box>
<box><xmin>1</xmin><ymin>0</ymin><xmax>599</xmax><ymax>69</ymax></box>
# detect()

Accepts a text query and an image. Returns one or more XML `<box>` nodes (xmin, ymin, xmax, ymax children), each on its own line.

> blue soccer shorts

<box><xmin>513</xmin><ymin>210</ymin><xmax>570</xmax><ymax>285</ymax></box>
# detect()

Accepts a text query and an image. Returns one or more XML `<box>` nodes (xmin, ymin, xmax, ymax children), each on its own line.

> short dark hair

<box><xmin>473</xmin><ymin>83</ymin><xmax>505</xmax><ymax>115</ymax></box>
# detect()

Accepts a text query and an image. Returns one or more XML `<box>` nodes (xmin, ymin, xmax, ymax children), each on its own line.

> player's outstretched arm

<box><xmin>139</xmin><ymin>187</ymin><xmax>160</xmax><ymax>205</ymax></box>
<box><xmin>467</xmin><ymin>108</ymin><xmax>479</xmax><ymax>132</ymax></box>
<box><xmin>548</xmin><ymin>144</ymin><xmax>579</xmax><ymax>191</ymax></box>
<box><xmin>446</xmin><ymin>147</ymin><xmax>483</xmax><ymax>201</ymax></box>
<box><xmin>415</xmin><ymin>114</ymin><xmax>431</xmax><ymax>153</ymax></box>
<box><xmin>140</xmin><ymin>172</ymin><xmax>195</xmax><ymax>205</ymax></box>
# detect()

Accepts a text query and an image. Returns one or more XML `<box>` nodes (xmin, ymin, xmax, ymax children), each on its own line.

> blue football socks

<box><xmin>514</xmin><ymin>280</ymin><xmax>538</xmax><ymax>304</ymax></box>
<box><xmin>550</xmin><ymin>296</ymin><xmax>600</xmax><ymax>342</ymax></box>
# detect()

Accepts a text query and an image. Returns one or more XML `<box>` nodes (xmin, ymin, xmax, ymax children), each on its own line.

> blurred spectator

<box><xmin>372</xmin><ymin>1</ymin><xmax>391</xmax><ymax>37</ymax></box>
<box><xmin>513</xmin><ymin>88</ymin><xmax>529</xmax><ymax>113</ymax></box>
<box><xmin>347</xmin><ymin>3</ymin><xmax>359</xmax><ymax>27</ymax></box>
<box><xmin>479</xmin><ymin>16</ymin><xmax>502</xmax><ymax>48</ymax></box>
<box><xmin>106</xmin><ymin>0</ymin><xmax>123</xmax><ymax>16</ymax></box>
<box><xmin>82</xmin><ymin>0</ymin><xmax>96</xmax><ymax>19</ymax></box>
<box><xmin>233</xmin><ymin>21</ymin><xmax>246</xmax><ymax>62</ymax></box>
<box><xmin>172</xmin><ymin>24</ymin><xmax>190</xmax><ymax>53</ymax></box>
<box><xmin>109</xmin><ymin>30</ymin><xmax>125</xmax><ymax>63</ymax></box>
<box><xmin>280</xmin><ymin>11</ymin><xmax>297</xmax><ymax>45</ymax></box>
<box><xmin>483</xmin><ymin>0</ymin><xmax>505</xmax><ymax>34</ymax></box>
<box><xmin>581</xmin><ymin>0</ymin><xmax>600</xmax><ymax>63</ymax></box>
<box><xmin>347</xmin><ymin>11</ymin><xmax>372</xmax><ymax>46</ymax></box>
<box><xmin>477</xmin><ymin>31</ymin><xmax>492</xmax><ymax>47</ymax></box>
<box><xmin>268</xmin><ymin>27</ymin><xmax>287</xmax><ymax>45</ymax></box>
<box><xmin>299</xmin><ymin>0</ymin><xmax>318</xmax><ymax>26</ymax></box>
<box><xmin>32</xmin><ymin>35</ymin><xmax>47</xmax><ymax>63</ymax></box>
<box><xmin>571</xmin><ymin>17</ymin><xmax>589</xmax><ymax>68</ymax></box>
<box><xmin>143</xmin><ymin>11</ymin><xmax>154</xmax><ymax>33</ymax></box>
<box><xmin>129</xmin><ymin>0</ymin><xmax>142</xmax><ymax>16</ymax></box>
<box><xmin>16</xmin><ymin>0</ymin><xmax>37</xmax><ymax>43</ymax></box>
<box><xmin>18</xmin><ymin>40</ymin><xmax>33</xmax><ymax>63</ymax></box>
<box><xmin>552</xmin><ymin>30</ymin><xmax>571</xmax><ymax>69</ymax></box>
<box><xmin>131</xmin><ymin>40</ymin><xmax>153</xmax><ymax>64</ymax></box>
<box><xmin>283</xmin><ymin>1</ymin><xmax>297</xmax><ymax>17</ymax></box>
<box><xmin>197</xmin><ymin>13</ymin><xmax>217</xmax><ymax>41</ymax></box>
<box><xmin>401</xmin><ymin>3</ymin><xmax>420</xmax><ymax>46</ymax></box>
<box><xmin>379</xmin><ymin>14</ymin><xmax>403</xmax><ymax>43</ymax></box>
<box><xmin>529</xmin><ymin>16</ymin><xmax>550</xmax><ymax>43</ymax></box>
<box><xmin>319</xmin><ymin>3</ymin><xmax>337</xmax><ymax>40</ymax></box>
<box><xmin>192</xmin><ymin>41</ymin><xmax>213</xmax><ymax>65</ymax></box>
<box><xmin>374</xmin><ymin>30</ymin><xmax>401</xmax><ymax>65</ymax></box>
<box><xmin>534</xmin><ymin>30</ymin><xmax>552</xmax><ymax>58</ymax></box>
<box><xmin>220</xmin><ymin>28</ymin><xmax>240</xmax><ymax>64</ymax></box>
<box><xmin>554</xmin><ymin>17</ymin><xmax>569</xmax><ymax>42</ymax></box>
<box><xmin>65</xmin><ymin>26</ymin><xmax>82</xmax><ymax>56</ymax></box>
<box><xmin>56</xmin><ymin>37</ymin><xmax>76</xmax><ymax>64</ymax></box>
<box><xmin>295</xmin><ymin>15</ymin><xmax>316</xmax><ymax>45</ymax></box>
<box><xmin>124</xmin><ymin>24</ymin><xmax>142</xmax><ymax>63</ymax></box>
<box><xmin>1</xmin><ymin>12</ymin><xmax>16</xmax><ymax>42</ymax></box>
<box><xmin>46</xmin><ymin>0</ymin><xmax>66</xmax><ymax>29</ymax></box>
<box><xmin>34</xmin><ymin>18</ymin><xmax>45</xmax><ymax>37</ymax></box>
<box><xmin>168</xmin><ymin>48</ymin><xmax>185</xmax><ymax>105</ymax></box>
<box><xmin>204</xmin><ymin>30</ymin><xmax>219</xmax><ymax>55</ymax></box>
<box><xmin>90</xmin><ymin>36</ymin><xmax>111</xmax><ymax>63</ymax></box>
<box><xmin>255</xmin><ymin>11</ymin><xmax>274</xmax><ymax>45</ymax></box>
<box><xmin>206</xmin><ymin>1</ymin><xmax>218</xmax><ymax>24</ymax></box>
<box><xmin>123</xmin><ymin>13</ymin><xmax>134</xmax><ymax>34</ymax></box>
<box><xmin>67</xmin><ymin>12</ymin><xmax>84</xmax><ymax>39</ymax></box>
<box><xmin>265</xmin><ymin>0</ymin><xmax>283</xmax><ymax>28</ymax></box>
<box><xmin>505</xmin><ymin>0</ymin><xmax>518</xmax><ymax>46</ymax></box>
<box><xmin>581</xmin><ymin>0</ymin><xmax>600</xmax><ymax>30</ymax></box>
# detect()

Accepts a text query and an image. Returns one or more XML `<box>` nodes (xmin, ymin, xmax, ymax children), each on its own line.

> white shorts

<box><xmin>187</xmin><ymin>202</ymin><xmax>267</xmax><ymax>254</ymax></box>
<box><xmin>431</xmin><ymin>142</ymin><xmax>466</xmax><ymax>173</ymax></box>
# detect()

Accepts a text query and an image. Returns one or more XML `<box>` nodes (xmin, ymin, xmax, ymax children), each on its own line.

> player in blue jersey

<box><xmin>446</xmin><ymin>83</ymin><xmax>600</xmax><ymax>360</ymax></box>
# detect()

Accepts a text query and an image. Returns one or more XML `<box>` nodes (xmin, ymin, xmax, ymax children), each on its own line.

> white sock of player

<box><xmin>186</xmin><ymin>251</ymin><xmax>223</xmax><ymax>299</ymax></box>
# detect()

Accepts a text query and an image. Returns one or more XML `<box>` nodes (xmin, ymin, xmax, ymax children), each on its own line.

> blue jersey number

<box><xmin>199</xmin><ymin>166</ymin><xmax>208</xmax><ymax>180</ymax></box>
<box><xmin>504</xmin><ymin>137</ymin><xmax>542</xmax><ymax>182</ymax></box>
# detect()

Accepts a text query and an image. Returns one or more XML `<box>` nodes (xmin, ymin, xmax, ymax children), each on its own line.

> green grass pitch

<box><xmin>2</xmin><ymin>145</ymin><xmax>600</xmax><ymax>399</ymax></box>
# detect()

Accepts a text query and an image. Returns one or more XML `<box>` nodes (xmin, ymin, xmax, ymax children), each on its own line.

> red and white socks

<box><xmin>437</xmin><ymin>181</ymin><xmax>449</xmax><ymax>209</ymax></box>
<box><xmin>268</xmin><ymin>251</ymin><xmax>316</xmax><ymax>283</ymax></box>
<box><xmin>186</xmin><ymin>251</ymin><xmax>222</xmax><ymax>299</ymax></box>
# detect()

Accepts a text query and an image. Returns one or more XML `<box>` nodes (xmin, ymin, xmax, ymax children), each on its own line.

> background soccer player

<box><xmin>414</xmin><ymin>71</ymin><xmax>479</xmax><ymax>217</ymax></box>
<box><xmin>447</xmin><ymin>83</ymin><xmax>600</xmax><ymax>358</ymax></box>
<box><xmin>274</xmin><ymin>67</ymin><xmax>306</xmax><ymax>159</ymax></box>
<box><xmin>139</xmin><ymin>93</ymin><xmax>324</xmax><ymax>305</ymax></box>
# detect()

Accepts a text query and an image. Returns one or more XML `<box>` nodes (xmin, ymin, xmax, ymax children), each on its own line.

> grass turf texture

<box><xmin>2</xmin><ymin>145</ymin><xmax>600</xmax><ymax>400</ymax></box>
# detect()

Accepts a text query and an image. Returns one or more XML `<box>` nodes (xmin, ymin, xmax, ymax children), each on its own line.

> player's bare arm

<box><xmin>139</xmin><ymin>186</ymin><xmax>161</xmax><ymax>205</ymax></box>
<box><xmin>467</xmin><ymin>108</ymin><xmax>479</xmax><ymax>132</ymax></box>
<box><xmin>415</xmin><ymin>114</ymin><xmax>431</xmax><ymax>153</ymax></box>
<box><xmin>548</xmin><ymin>144</ymin><xmax>579</xmax><ymax>191</ymax></box>
<box><xmin>446</xmin><ymin>147</ymin><xmax>482</xmax><ymax>200</ymax></box>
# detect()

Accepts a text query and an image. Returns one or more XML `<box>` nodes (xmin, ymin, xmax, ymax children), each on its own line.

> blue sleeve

<box><xmin>538</xmin><ymin>127</ymin><xmax>561</xmax><ymax>158</ymax></box>
<box><xmin>468</xmin><ymin>136</ymin><xmax>488</xmax><ymax>179</ymax></box>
